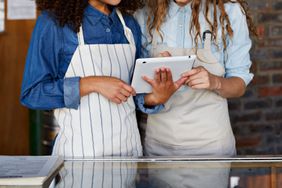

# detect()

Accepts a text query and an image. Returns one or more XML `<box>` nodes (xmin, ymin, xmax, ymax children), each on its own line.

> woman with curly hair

<box><xmin>21</xmin><ymin>0</ymin><xmax>144</xmax><ymax>158</ymax></box>
<box><xmin>135</xmin><ymin>0</ymin><xmax>257</xmax><ymax>156</ymax></box>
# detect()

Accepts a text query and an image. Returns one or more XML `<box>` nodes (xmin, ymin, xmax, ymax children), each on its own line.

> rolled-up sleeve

<box><xmin>224</xmin><ymin>4</ymin><xmax>254</xmax><ymax>85</ymax></box>
<box><xmin>134</xmin><ymin>94</ymin><xmax>164</xmax><ymax>114</ymax></box>
<box><xmin>64</xmin><ymin>77</ymin><xmax>81</xmax><ymax>109</ymax></box>
<box><xmin>20</xmin><ymin>13</ymin><xmax>80</xmax><ymax>110</ymax></box>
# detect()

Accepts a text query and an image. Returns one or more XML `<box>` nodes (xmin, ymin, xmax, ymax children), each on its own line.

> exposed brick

<box><xmin>231</xmin><ymin>111</ymin><xmax>262</xmax><ymax>123</ymax></box>
<box><xmin>249</xmin><ymin>123</ymin><xmax>274</xmax><ymax>134</ymax></box>
<box><xmin>269</xmin><ymin>25</ymin><xmax>282</xmax><ymax>38</ymax></box>
<box><xmin>256</xmin><ymin>25</ymin><xmax>266</xmax><ymax>40</ymax></box>
<box><xmin>277</xmin><ymin>99</ymin><xmax>282</xmax><ymax>107</ymax></box>
<box><xmin>255</xmin><ymin>48</ymin><xmax>282</xmax><ymax>61</ymax></box>
<box><xmin>244</xmin><ymin>99</ymin><xmax>272</xmax><ymax>110</ymax></box>
<box><xmin>235</xmin><ymin>135</ymin><xmax>261</xmax><ymax>148</ymax></box>
<box><xmin>258</xmin><ymin>12</ymin><xmax>282</xmax><ymax>23</ymax></box>
<box><xmin>274</xmin><ymin>123</ymin><xmax>282</xmax><ymax>136</ymax></box>
<box><xmin>242</xmin><ymin>89</ymin><xmax>256</xmax><ymax>98</ymax></box>
<box><xmin>250</xmin><ymin>59</ymin><xmax>258</xmax><ymax>72</ymax></box>
<box><xmin>248</xmin><ymin>0</ymin><xmax>271</xmax><ymax>10</ymax></box>
<box><xmin>265</xmin><ymin>38</ymin><xmax>282</xmax><ymax>47</ymax></box>
<box><xmin>259</xmin><ymin>86</ymin><xmax>282</xmax><ymax>97</ymax></box>
<box><xmin>251</xmin><ymin>75</ymin><xmax>270</xmax><ymax>85</ymax></box>
<box><xmin>276</xmin><ymin>146</ymin><xmax>282</xmax><ymax>154</ymax></box>
<box><xmin>266</xmin><ymin>134</ymin><xmax>282</xmax><ymax>144</ymax></box>
<box><xmin>265</xmin><ymin>109</ymin><xmax>282</xmax><ymax>120</ymax></box>
<box><xmin>259</xmin><ymin>60</ymin><xmax>282</xmax><ymax>71</ymax></box>
<box><xmin>228</xmin><ymin>100</ymin><xmax>241</xmax><ymax>111</ymax></box>
<box><xmin>273</xmin><ymin>74</ymin><xmax>282</xmax><ymax>83</ymax></box>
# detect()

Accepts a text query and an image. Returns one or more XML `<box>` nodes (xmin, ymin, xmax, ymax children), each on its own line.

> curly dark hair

<box><xmin>36</xmin><ymin>0</ymin><xmax>144</xmax><ymax>32</ymax></box>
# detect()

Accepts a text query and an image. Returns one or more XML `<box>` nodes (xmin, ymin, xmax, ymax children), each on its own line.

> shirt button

<box><xmin>106</xmin><ymin>28</ymin><xmax>111</xmax><ymax>32</ymax></box>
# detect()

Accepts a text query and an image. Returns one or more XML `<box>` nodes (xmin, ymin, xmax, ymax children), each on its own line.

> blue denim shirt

<box><xmin>21</xmin><ymin>5</ymin><xmax>142</xmax><ymax>110</ymax></box>
<box><xmin>134</xmin><ymin>1</ymin><xmax>254</xmax><ymax>114</ymax></box>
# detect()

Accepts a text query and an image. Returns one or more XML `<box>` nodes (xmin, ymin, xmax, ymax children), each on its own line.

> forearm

<box><xmin>80</xmin><ymin>76</ymin><xmax>99</xmax><ymax>97</ymax></box>
<box><xmin>214</xmin><ymin>76</ymin><xmax>246</xmax><ymax>98</ymax></box>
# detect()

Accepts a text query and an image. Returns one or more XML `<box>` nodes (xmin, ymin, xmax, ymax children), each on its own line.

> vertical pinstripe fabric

<box><xmin>54</xmin><ymin>161</ymin><xmax>137</xmax><ymax>188</ymax></box>
<box><xmin>52</xmin><ymin>10</ymin><xmax>142</xmax><ymax>158</ymax></box>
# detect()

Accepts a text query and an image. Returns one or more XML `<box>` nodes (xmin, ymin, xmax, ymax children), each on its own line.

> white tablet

<box><xmin>131</xmin><ymin>55</ymin><xmax>196</xmax><ymax>93</ymax></box>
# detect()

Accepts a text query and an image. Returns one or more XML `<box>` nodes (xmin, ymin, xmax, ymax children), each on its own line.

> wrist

<box><xmin>213</xmin><ymin>76</ymin><xmax>222</xmax><ymax>93</ymax></box>
<box><xmin>144</xmin><ymin>94</ymin><xmax>162</xmax><ymax>106</ymax></box>
<box><xmin>80</xmin><ymin>76</ymin><xmax>100</xmax><ymax>96</ymax></box>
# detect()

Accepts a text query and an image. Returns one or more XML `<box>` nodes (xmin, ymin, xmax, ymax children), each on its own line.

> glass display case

<box><xmin>51</xmin><ymin>156</ymin><xmax>282</xmax><ymax>188</ymax></box>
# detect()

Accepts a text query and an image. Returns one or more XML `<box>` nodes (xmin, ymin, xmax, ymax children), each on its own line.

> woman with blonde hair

<box><xmin>135</xmin><ymin>0</ymin><xmax>257</xmax><ymax>156</ymax></box>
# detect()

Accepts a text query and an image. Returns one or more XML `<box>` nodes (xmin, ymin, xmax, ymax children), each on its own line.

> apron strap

<box><xmin>203</xmin><ymin>7</ymin><xmax>212</xmax><ymax>50</ymax></box>
<box><xmin>77</xmin><ymin>26</ymin><xmax>85</xmax><ymax>46</ymax></box>
<box><xmin>116</xmin><ymin>9</ymin><xmax>135</xmax><ymax>46</ymax></box>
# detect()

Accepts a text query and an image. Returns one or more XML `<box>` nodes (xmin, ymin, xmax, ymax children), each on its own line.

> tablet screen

<box><xmin>131</xmin><ymin>55</ymin><xmax>196</xmax><ymax>93</ymax></box>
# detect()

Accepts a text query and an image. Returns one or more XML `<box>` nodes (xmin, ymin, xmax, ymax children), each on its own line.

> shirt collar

<box><xmin>84</xmin><ymin>4</ymin><xmax>118</xmax><ymax>25</ymax></box>
<box><xmin>169</xmin><ymin>0</ymin><xmax>192</xmax><ymax>17</ymax></box>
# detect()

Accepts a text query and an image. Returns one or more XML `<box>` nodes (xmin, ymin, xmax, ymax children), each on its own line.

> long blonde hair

<box><xmin>146</xmin><ymin>0</ymin><xmax>257</xmax><ymax>49</ymax></box>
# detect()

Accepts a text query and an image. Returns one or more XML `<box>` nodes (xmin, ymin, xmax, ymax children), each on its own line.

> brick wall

<box><xmin>229</xmin><ymin>0</ymin><xmax>282</xmax><ymax>154</ymax></box>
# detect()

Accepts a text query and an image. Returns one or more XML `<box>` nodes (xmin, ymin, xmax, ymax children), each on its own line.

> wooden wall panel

<box><xmin>0</xmin><ymin>0</ymin><xmax>36</xmax><ymax>154</ymax></box>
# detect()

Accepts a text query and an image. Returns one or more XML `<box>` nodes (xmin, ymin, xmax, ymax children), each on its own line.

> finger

<box><xmin>175</xmin><ymin>77</ymin><xmax>188</xmax><ymax>89</ymax></box>
<box><xmin>166</xmin><ymin>68</ymin><xmax>173</xmax><ymax>82</ymax></box>
<box><xmin>160</xmin><ymin>51</ymin><xmax>172</xmax><ymax>57</ymax></box>
<box><xmin>160</xmin><ymin>68</ymin><xmax>167</xmax><ymax>82</ymax></box>
<box><xmin>186</xmin><ymin>72</ymin><xmax>206</xmax><ymax>83</ymax></box>
<box><xmin>116</xmin><ymin>93</ymin><xmax>128</xmax><ymax>102</ymax></box>
<box><xmin>186</xmin><ymin>78</ymin><xmax>206</xmax><ymax>87</ymax></box>
<box><xmin>142</xmin><ymin>76</ymin><xmax>155</xmax><ymax>86</ymax></box>
<box><xmin>190</xmin><ymin>83</ymin><xmax>209</xmax><ymax>89</ymax></box>
<box><xmin>131</xmin><ymin>88</ymin><xmax>136</xmax><ymax>96</ymax></box>
<box><xmin>112</xmin><ymin>97</ymin><xmax>122</xmax><ymax>104</ymax></box>
<box><xmin>120</xmin><ymin>88</ymin><xmax>131</xmax><ymax>97</ymax></box>
<box><xmin>154</xmin><ymin>68</ymin><xmax>161</xmax><ymax>83</ymax></box>
<box><xmin>122</xmin><ymin>84</ymin><xmax>136</xmax><ymax>96</ymax></box>
<box><xmin>181</xmin><ymin>66</ymin><xmax>203</xmax><ymax>77</ymax></box>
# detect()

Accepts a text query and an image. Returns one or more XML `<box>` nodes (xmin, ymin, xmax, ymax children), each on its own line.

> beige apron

<box><xmin>143</xmin><ymin>13</ymin><xmax>236</xmax><ymax>157</ymax></box>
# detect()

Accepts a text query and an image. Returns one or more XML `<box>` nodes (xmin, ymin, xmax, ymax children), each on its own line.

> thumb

<box><xmin>175</xmin><ymin>77</ymin><xmax>188</xmax><ymax>89</ymax></box>
<box><xmin>160</xmin><ymin>51</ymin><xmax>172</xmax><ymax>57</ymax></box>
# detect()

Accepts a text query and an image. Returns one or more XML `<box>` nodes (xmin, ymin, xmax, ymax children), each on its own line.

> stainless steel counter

<box><xmin>52</xmin><ymin>156</ymin><xmax>282</xmax><ymax>188</ymax></box>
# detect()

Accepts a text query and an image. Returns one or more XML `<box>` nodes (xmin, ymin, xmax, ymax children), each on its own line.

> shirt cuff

<box><xmin>225</xmin><ymin>72</ymin><xmax>254</xmax><ymax>86</ymax></box>
<box><xmin>63</xmin><ymin>77</ymin><xmax>80</xmax><ymax>109</ymax></box>
<box><xmin>134</xmin><ymin>94</ymin><xmax>164</xmax><ymax>114</ymax></box>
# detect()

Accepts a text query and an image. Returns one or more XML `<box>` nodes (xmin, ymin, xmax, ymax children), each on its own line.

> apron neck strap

<box><xmin>203</xmin><ymin>6</ymin><xmax>212</xmax><ymax>50</ymax></box>
<box><xmin>116</xmin><ymin>9</ymin><xmax>135</xmax><ymax>45</ymax></box>
<box><xmin>78</xmin><ymin>26</ymin><xmax>85</xmax><ymax>46</ymax></box>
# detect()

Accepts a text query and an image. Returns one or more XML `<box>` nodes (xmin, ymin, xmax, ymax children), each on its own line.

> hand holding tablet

<box><xmin>131</xmin><ymin>55</ymin><xmax>196</xmax><ymax>93</ymax></box>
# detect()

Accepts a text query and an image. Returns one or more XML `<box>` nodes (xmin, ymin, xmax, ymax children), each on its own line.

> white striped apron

<box><xmin>54</xmin><ymin>161</ymin><xmax>137</xmax><ymax>188</ymax></box>
<box><xmin>142</xmin><ymin>11</ymin><xmax>236</xmax><ymax>157</ymax></box>
<box><xmin>52</xmin><ymin>10</ymin><xmax>142</xmax><ymax>158</ymax></box>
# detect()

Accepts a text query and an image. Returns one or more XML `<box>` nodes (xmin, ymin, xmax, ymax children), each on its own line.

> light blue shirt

<box><xmin>134</xmin><ymin>1</ymin><xmax>253</xmax><ymax>114</ymax></box>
